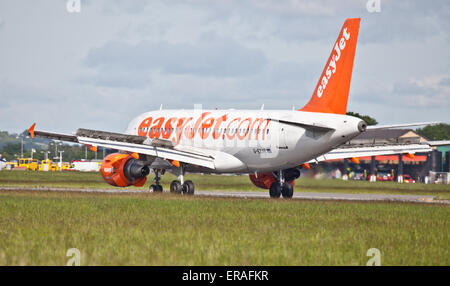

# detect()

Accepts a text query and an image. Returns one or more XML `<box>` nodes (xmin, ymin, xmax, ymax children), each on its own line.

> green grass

<box><xmin>0</xmin><ymin>190</ymin><xmax>448</xmax><ymax>266</ymax></box>
<box><xmin>1</xmin><ymin>170</ymin><xmax>450</xmax><ymax>198</ymax></box>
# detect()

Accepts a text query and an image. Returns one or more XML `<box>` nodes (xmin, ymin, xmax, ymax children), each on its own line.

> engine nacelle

<box><xmin>100</xmin><ymin>153</ymin><xmax>150</xmax><ymax>187</ymax></box>
<box><xmin>249</xmin><ymin>172</ymin><xmax>277</xmax><ymax>189</ymax></box>
<box><xmin>249</xmin><ymin>168</ymin><xmax>299</xmax><ymax>190</ymax></box>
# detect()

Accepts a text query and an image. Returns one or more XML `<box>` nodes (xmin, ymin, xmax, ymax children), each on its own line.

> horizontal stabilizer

<box><xmin>367</xmin><ymin>122</ymin><xmax>441</xmax><ymax>130</ymax></box>
<box><xmin>268</xmin><ymin>118</ymin><xmax>335</xmax><ymax>132</ymax></box>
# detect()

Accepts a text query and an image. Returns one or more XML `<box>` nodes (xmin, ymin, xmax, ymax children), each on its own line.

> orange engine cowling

<box><xmin>249</xmin><ymin>171</ymin><xmax>297</xmax><ymax>190</ymax></box>
<box><xmin>100</xmin><ymin>153</ymin><xmax>150</xmax><ymax>187</ymax></box>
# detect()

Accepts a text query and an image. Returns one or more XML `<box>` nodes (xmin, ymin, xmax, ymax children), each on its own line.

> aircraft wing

<box><xmin>28</xmin><ymin>124</ymin><xmax>215</xmax><ymax>169</ymax></box>
<box><xmin>308</xmin><ymin>143</ymin><xmax>433</xmax><ymax>163</ymax></box>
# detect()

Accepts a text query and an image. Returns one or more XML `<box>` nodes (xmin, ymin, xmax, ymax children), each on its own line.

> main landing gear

<box><xmin>269</xmin><ymin>182</ymin><xmax>293</xmax><ymax>198</ymax></box>
<box><xmin>149</xmin><ymin>165</ymin><xmax>195</xmax><ymax>195</ymax></box>
<box><xmin>169</xmin><ymin>180</ymin><xmax>194</xmax><ymax>195</ymax></box>
<box><xmin>269</xmin><ymin>169</ymin><xmax>296</xmax><ymax>199</ymax></box>
<box><xmin>170</xmin><ymin>164</ymin><xmax>194</xmax><ymax>195</ymax></box>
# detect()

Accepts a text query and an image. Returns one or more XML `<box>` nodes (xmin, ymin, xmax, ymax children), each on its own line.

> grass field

<box><xmin>1</xmin><ymin>170</ymin><xmax>450</xmax><ymax>199</ymax></box>
<box><xmin>0</xmin><ymin>171</ymin><xmax>448</xmax><ymax>265</ymax></box>
<box><xmin>0</xmin><ymin>190</ymin><xmax>448</xmax><ymax>266</ymax></box>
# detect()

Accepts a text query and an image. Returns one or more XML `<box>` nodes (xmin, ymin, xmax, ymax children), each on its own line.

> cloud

<box><xmin>85</xmin><ymin>35</ymin><xmax>267</xmax><ymax>79</ymax></box>
<box><xmin>76</xmin><ymin>69</ymin><xmax>152</xmax><ymax>89</ymax></box>
<box><xmin>391</xmin><ymin>76</ymin><xmax>450</xmax><ymax>107</ymax></box>
<box><xmin>439</xmin><ymin>77</ymin><xmax>450</xmax><ymax>86</ymax></box>
<box><xmin>82</xmin><ymin>33</ymin><xmax>268</xmax><ymax>88</ymax></box>
<box><xmin>1</xmin><ymin>0</ymin><xmax>450</xmax><ymax>133</ymax></box>
<box><xmin>351</xmin><ymin>75</ymin><xmax>450</xmax><ymax>109</ymax></box>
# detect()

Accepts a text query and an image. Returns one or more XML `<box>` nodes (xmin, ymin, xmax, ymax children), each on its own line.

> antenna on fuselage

<box><xmin>260</xmin><ymin>104</ymin><xmax>264</xmax><ymax>110</ymax></box>
<box><xmin>159</xmin><ymin>104</ymin><xmax>163</xmax><ymax>110</ymax></box>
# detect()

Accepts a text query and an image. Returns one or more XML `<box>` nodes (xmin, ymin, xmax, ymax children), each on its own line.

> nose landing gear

<box><xmin>149</xmin><ymin>169</ymin><xmax>164</xmax><ymax>192</ymax></box>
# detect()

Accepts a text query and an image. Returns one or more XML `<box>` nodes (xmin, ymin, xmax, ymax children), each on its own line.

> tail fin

<box><xmin>300</xmin><ymin>18</ymin><xmax>360</xmax><ymax>114</ymax></box>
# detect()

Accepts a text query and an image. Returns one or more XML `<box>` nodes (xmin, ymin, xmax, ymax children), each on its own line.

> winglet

<box><xmin>169</xmin><ymin>160</ymin><xmax>181</xmax><ymax>168</ymax></box>
<box><xmin>28</xmin><ymin>123</ymin><xmax>36</xmax><ymax>138</ymax></box>
<box><xmin>85</xmin><ymin>144</ymin><xmax>98</xmax><ymax>152</ymax></box>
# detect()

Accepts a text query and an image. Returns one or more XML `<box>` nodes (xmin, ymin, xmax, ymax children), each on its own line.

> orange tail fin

<box><xmin>300</xmin><ymin>18</ymin><xmax>360</xmax><ymax>114</ymax></box>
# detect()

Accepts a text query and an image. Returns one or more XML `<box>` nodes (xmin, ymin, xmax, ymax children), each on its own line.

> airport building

<box><xmin>315</xmin><ymin>129</ymin><xmax>450</xmax><ymax>183</ymax></box>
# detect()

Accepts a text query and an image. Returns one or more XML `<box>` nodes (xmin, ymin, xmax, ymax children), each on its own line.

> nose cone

<box><xmin>358</xmin><ymin>120</ymin><xmax>367</xmax><ymax>132</ymax></box>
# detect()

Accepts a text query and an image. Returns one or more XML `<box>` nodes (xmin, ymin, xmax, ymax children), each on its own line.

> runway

<box><xmin>196</xmin><ymin>190</ymin><xmax>446</xmax><ymax>204</ymax></box>
<box><xmin>0</xmin><ymin>187</ymin><xmax>447</xmax><ymax>204</ymax></box>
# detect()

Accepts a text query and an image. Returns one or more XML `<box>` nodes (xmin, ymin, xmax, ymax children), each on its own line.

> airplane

<box><xmin>27</xmin><ymin>18</ymin><xmax>434</xmax><ymax>198</ymax></box>
<box><xmin>0</xmin><ymin>155</ymin><xmax>6</xmax><ymax>170</ymax></box>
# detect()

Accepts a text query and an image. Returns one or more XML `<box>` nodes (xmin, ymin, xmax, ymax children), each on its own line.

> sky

<box><xmin>0</xmin><ymin>0</ymin><xmax>449</xmax><ymax>134</ymax></box>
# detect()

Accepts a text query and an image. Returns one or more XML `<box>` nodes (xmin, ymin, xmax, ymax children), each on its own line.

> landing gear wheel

<box><xmin>183</xmin><ymin>180</ymin><xmax>195</xmax><ymax>195</ymax></box>
<box><xmin>150</xmin><ymin>184</ymin><xmax>163</xmax><ymax>192</ymax></box>
<box><xmin>281</xmin><ymin>182</ymin><xmax>293</xmax><ymax>198</ymax></box>
<box><xmin>170</xmin><ymin>180</ymin><xmax>182</xmax><ymax>193</ymax></box>
<box><xmin>269</xmin><ymin>182</ymin><xmax>282</xmax><ymax>198</ymax></box>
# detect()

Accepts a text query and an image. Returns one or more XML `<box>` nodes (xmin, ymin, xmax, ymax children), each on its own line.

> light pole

<box><xmin>16</xmin><ymin>135</ymin><xmax>28</xmax><ymax>158</ymax></box>
<box><xmin>49</xmin><ymin>141</ymin><xmax>63</xmax><ymax>158</ymax></box>
<box><xmin>58</xmin><ymin>150</ymin><xmax>64</xmax><ymax>172</ymax></box>
<box><xmin>41</xmin><ymin>150</ymin><xmax>50</xmax><ymax>161</ymax></box>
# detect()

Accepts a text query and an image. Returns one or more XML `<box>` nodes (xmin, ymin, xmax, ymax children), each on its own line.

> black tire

<box><xmin>150</xmin><ymin>184</ymin><xmax>163</xmax><ymax>192</ymax></box>
<box><xmin>170</xmin><ymin>180</ymin><xmax>182</xmax><ymax>193</ymax></box>
<box><xmin>281</xmin><ymin>182</ymin><xmax>294</xmax><ymax>198</ymax></box>
<box><xmin>183</xmin><ymin>180</ymin><xmax>195</xmax><ymax>195</ymax></box>
<box><xmin>269</xmin><ymin>182</ymin><xmax>282</xmax><ymax>198</ymax></box>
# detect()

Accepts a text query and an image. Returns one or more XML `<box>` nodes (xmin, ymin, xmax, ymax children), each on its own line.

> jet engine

<box><xmin>100</xmin><ymin>153</ymin><xmax>150</xmax><ymax>187</ymax></box>
<box><xmin>249</xmin><ymin>168</ymin><xmax>300</xmax><ymax>190</ymax></box>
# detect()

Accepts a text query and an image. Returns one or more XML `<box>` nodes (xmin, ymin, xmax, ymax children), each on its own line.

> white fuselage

<box><xmin>125</xmin><ymin>110</ymin><xmax>364</xmax><ymax>173</ymax></box>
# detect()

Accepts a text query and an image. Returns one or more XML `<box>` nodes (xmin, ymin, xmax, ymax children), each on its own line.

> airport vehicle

<box><xmin>402</xmin><ymin>174</ymin><xmax>415</xmax><ymax>183</ymax></box>
<box><xmin>5</xmin><ymin>161</ymin><xmax>18</xmax><ymax>170</ymax></box>
<box><xmin>352</xmin><ymin>171</ymin><xmax>365</xmax><ymax>181</ymax></box>
<box><xmin>27</xmin><ymin>18</ymin><xmax>433</xmax><ymax>198</ymax></box>
<box><xmin>38</xmin><ymin>159</ymin><xmax>59</xmax><ymax>171</ymax></box>
<box><xmin>69</xmin><ymin>160</ymin><xmax>101</xmax><ymax>172</ymax></box>
<box><xmin>17</xmin><ymin>158</ymin><xmax>39</xmax><ymax>171</ymax></box>
<box><xmin>60</xmin><ymin>162</ymin><xmax>71</xmax><ymax>171</ymax></box>
<box><xmin>376</xmin><ymin>171</ymin><xmax>394</xmax><ymax>182</ymax></box>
